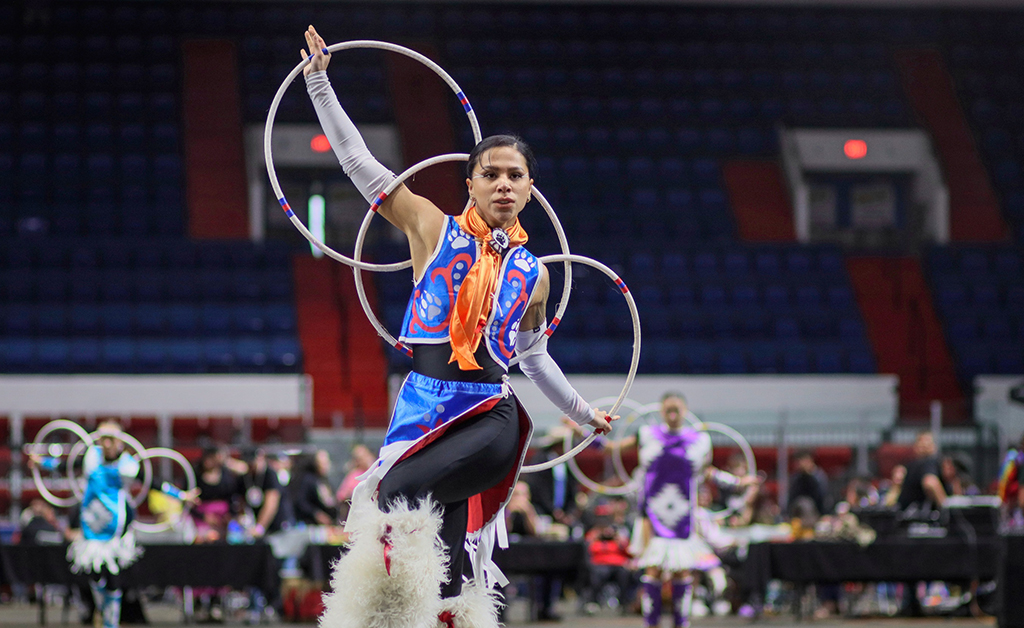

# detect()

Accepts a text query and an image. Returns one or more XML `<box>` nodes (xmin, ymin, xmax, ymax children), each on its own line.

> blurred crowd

<box><xmin>10</xmin><ymin>424</ymin><xmax>1021</xmax><ymax>623</ymax></box>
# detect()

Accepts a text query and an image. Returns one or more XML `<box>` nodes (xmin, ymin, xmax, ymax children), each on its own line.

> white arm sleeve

<box><xmin>305</xmin><ymin>71</ymin><xmax>397</xmax><ymax>204</ymax></box>
<box><xmin>515</xmin><ymin>322</ymin><xmax>596</xmax><ymax>425</ymax></box>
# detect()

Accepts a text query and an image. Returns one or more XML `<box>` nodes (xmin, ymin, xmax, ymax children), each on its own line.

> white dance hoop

<box><xmin>26</xmin><ymin>420</ymin><xmax>94</xmax><ymax>508</ymax></box>
<box><xmin>264</xmin><ymin>40</ymin><xmax>482</xmax><ymax>271</ymax></box>
<box><xmin>66</xmin><ymin>430</ymin><xmax>154</xmax><ymax>509</ymax></box>
<box><xmin>350</xmin><ymin>153</ymin><xmax>573</xmax><ymax>363</ymax></box>
<box><xmin>132</xmin><ymin>448</ymin><xmax>198</xmax><ymax>534</ymax></box>
<box><xmin>561</xmin><ymin>397</ymin><xmax>646</xmax><ymax>495</ymax></box>
<box><xmin>521</xmin><ymin>254</ymin><xmax>641</xmax><ymax>474</ymax></box>
<box><xmin>696</xmin><ymin>421</ymin><xmax>758</xmax><ymax>521</ymax></box>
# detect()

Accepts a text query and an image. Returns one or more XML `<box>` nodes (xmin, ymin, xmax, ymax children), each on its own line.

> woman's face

<box><xmin>316</xmin><ymin>450</ymin><xmax>331</xmax><ymax>476</ymax></box>
<box><xmin>466</xmin><ymin>146</ymin><xmax>533</xmax><ymax>230</ymax></box>
<box><xmin>660</xmin><ymin>396</ymin><xmax>686</xmax><ymax>429</ymax></box>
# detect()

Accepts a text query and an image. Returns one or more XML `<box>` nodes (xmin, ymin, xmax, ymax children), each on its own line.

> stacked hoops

<box><xmin>264</xmin><ymin>41</ymin><xmax>641</xmax><ymax>473</ymax></box>
<box><xmin>24</xmin><ymin>420</ymin><xmax>197</xmax><ymax>532</ymax></box>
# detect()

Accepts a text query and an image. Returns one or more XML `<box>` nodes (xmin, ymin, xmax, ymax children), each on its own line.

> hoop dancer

<box><xmin>607</xmin><ymin>393</ymin><xmax>757</xmax><ymax>628</ymax></box>
<box><xmin>299</xmin><ymin>26</ymin><xmax>615</xmax><ymax>628</ymax></box>
<box><xmin>31</xmin><ymin>421</ymin><xmax>142</xmax><ymax>628</ymax></box>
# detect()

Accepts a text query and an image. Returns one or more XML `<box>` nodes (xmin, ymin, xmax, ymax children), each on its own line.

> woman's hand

<box><xmin>302</xmin><ymin>25</ymin><xmax>330</xmax><ymax>76</ymax></box>
<box><xmin>588</xmin><ymin>410</ymin><xmax>618</xmax><ymax>435</ymax></box>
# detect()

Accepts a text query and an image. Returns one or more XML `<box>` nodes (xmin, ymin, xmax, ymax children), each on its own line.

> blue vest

<box><xmin>399</xmin><ymin>216</ymin><xmax>542</xmax><ymax>369</ymax></box>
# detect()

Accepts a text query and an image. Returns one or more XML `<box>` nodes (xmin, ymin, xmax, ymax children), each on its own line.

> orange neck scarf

<box><xmin>449</xmin><ymin>206</ymin><xmax>529</xmax><ymax>370</ymax></box>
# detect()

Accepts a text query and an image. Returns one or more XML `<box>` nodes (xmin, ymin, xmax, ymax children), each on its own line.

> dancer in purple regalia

<box><xmin>610</xmin><ymin>393</ymin><xmax>755</xmax><ymax>628</ymax></box>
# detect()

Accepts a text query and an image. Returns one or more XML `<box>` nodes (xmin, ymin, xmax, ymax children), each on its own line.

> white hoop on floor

<box><xmin>132</xmin><ymin>448</ymin><xmax>198</xmax><ymax>534</ymax></box>
<box><xmin>26</xmin><ymin>420</ymin><xmax>94</xmax><ymax>508</ymax></box>
<box><xmin>520</xmin><ymin>254</ymin><xmax>641</xmax><ymax>474</ymax></box>
<box><xmin>264</xmin><ymin>40</ymin><xmax>482</xmax><ymax>271</ymax></box>
<box><xmin>350</xmin><ymin>154</ymin><xmax>573</xmax><ymax>363</ymax></box>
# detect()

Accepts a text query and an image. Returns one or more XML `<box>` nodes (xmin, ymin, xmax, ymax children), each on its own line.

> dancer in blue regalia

<box><xmin>298</xmin><ymin>26</ymin><xmax>615</xmax><ymax>628</ymax></box>
<box><xmin>66</xmin><ymin>422</ymin><xmax>142</xmax><ymax>628</ymax></box>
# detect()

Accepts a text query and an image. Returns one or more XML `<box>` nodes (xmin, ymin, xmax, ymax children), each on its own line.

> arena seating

<box><xmin>2</xmin><ymin>3</ymin><xmax>1023</xmax><ymax>384</ymax></box>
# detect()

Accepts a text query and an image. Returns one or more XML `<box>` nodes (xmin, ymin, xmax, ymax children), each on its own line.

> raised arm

<box><xmin>516</xmin><ymin>266</ymin><xmax>616</xmax><ymax>434</ymax></box>
<box><xmin>301</xmin><ymin>26</ymin><xmax>444</xmax><ymax>278</ymax></box>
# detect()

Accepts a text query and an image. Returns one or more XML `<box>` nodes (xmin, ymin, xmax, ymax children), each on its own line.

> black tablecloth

<box><xmin>747</xmin><ymin>536</ymin><xmax>1000</xmax><ymax>596</ymax></box>
<box><xmin>0</xmin><ymin>543</ymin><xmax>279</xmax><ymax>593</ymax></box>
<box><xmin>303</xmin><ymin>539</ymin><xmax>587</xmax><ymax>583</ymax></box>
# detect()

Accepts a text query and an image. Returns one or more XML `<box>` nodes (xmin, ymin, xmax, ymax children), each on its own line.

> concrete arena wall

<box><xmin>0</xmin><ymin>374</ymin><xmax>312</xmax><ymax>417</ymax></box>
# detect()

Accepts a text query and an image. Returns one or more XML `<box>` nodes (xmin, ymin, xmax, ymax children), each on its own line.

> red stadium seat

<box><xmin>171</xmin><ymin>416</ymin><xmax>237</xmax><ymax>447</ymax></box>
<box><xmin>249</xmin><ymin>416</ymin><xmax>305</xmax><ymax>444</ymax></box>
<box><xmin>122</xmin><ymin>416</ymin><xmax>159</xmax><ymax>447</ymax></box>
<box><xmin>875</xmin><ymin>443</ymin><xmax>915</xmax><ymax>479</ymax></box>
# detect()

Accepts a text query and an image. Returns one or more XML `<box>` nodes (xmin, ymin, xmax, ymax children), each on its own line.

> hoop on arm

<box><xmin>264</xmin><ymin>40</ymin><xmax>482</xmax><ymax>271</ymax></box>
<box><xmin>696</xmin><ymin>421</ymin><xmax>758</xmax><ymax>521</ymax></box>
<box><xmin>131</xmin><ymin>448</ymin><xmax>198</xmax><ymax>534</ymax></box>
<box><xmin>520</xmin><ymin>254</ymin><xmax>641</xmax><ymax>474</ymax></box>
<box><xmin>26</xmin><ymin>420</ymin><xmax>95</xmax><ymax>508</ymax></box>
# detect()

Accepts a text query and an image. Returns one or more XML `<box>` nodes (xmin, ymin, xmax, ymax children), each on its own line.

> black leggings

<box><xmin>377</xmin><ymin>395</ymin><xmax>520</xmax><ymax>598</ymax></box>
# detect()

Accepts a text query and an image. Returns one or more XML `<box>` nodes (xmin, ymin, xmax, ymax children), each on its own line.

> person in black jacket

<box><xmin>291</xmin><ymin>449</ymin><xmax>338</xmax><ymax>526</ymax></box>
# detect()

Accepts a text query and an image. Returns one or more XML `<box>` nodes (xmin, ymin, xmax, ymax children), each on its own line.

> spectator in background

<box><xmin>998</xmin><ymin>435</ymin><xmax>1024</xmax><ymax>529</ymax></box>
<box><xmin>240</xmin><ymin>448</ymin><xmax>292</xmax><ymax>538</ymax></box>
<box><xmin>940</xmin><ymin>454</ymin><xmax>978</xmax><ymax>497</ymax></box>
<box><xmin>881</xmin><ymin>464</ymin><xmax>906</xmax><ymax>507</ymax></box>
<box><xmin>897</xmin><ymin>432</ymin><xmax>947</xmax><ymax>512</ymax></box>
<box><xmin>844</xmin><ymin>475</ymin><xmax>880</xmax><ymax>509</ymax></box>
<box><xmin>335</xmin><ymin>444</ymin><xmax>377</xmax><ymax>522</ymax></box>
<box><xmin>582</xmin><ymin>507</ymin><xmax>635</xmax><ymax>616</ymax></box>
<box><xmin>192</xmin><ymin>446</ymin><xmax>243</xmax><ymax>542</ymax></box>
<box><xmin>787</xmin><ymin>449</ymin><xmax>829</xmax><ymax>518</ymax></box>
<box><xmin>525</xmin><ymin>421</ymin><xmax>582</xmax><ymax>529</ymax></box>
<box><xmin>717</xmin><ymin>452</ymin><xmax>759</xmax><ymax>527</ymax></box>
<box><xmin>292</xmin><ymin>449</ymin><xmax>338</xmax><ymax>526</ymax></box>
<box><xmin>19</xmin><ymin>498</ymin><xmax>66</xmax><ymax>546</ymax></box>
<box><xmin>506</xmin><ymin>481</ymin><xmax>540</xmax><ymax>537</ymax></box>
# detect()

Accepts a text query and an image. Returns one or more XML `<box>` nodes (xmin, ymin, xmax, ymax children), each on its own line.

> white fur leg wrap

<box><xmin>320</xmin><ymin>494</ymin><xmax>448</xmax><ymax>628</ymax></box>
<box><xmin>436</xmin><ymin>581</ymin><xmax>504</xmax><ymax>628</ymax></box>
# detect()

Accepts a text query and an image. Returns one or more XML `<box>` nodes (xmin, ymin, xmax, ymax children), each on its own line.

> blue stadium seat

<box><xmin>781</xmin><ymin>345</ymin><xmax>811</xmax><ymax>373</ymax></box>
<box><xmin>763</xmin><ymin>284</ymin><xmax>790</xmax><ymax>309</ymax></box>
<box><xmin>136</xmin><ymin>339</ymin><xmax>171</xmax><ymax>372</ymax></box>
<box><xmin>166</xmin><ymin>304</ymin><xmax>200</xmax><ymax>335</ymax></box>
<box><xmin>683</xmin><ymin>342</ymin><xmax>716</xmax><ymax>373</ymax></box>
<box><xmin>719</xmin><ymin>345</ymin><xmax>748</xmax><ymax>374</ymax></box>
<box><xmin>0</xmin><ymin>338</ymin><xmax>35</xmax><ymax>371</ymax></box>
<box><xmin>269</xmin><ymin>336</ymin><xmax>302</xmax><ymax>371</ymax></box>
<box><xmin>101</xmin><ymin>303</ymin><xmax>134</xmax><ymax>335</ymax></box>
<box><xmin>774</xmin><ymin>316</ymin><xmax>801</xmax><ymax>339</ymax></box>
<box><xmin>101</xmin><ymin>338</ymin><xmax>135</xmax><ymax>372</ymax></box>
<box><xmin>748</xmin><ymin>341</ymin><xmax>781</xmax><ymax>373</ymax></box>
<box><xmin>813</xmin><ymin>344</ymin><xmax>844</xmax><ymax>373</ymax></box>
<box><xmin>69</xmin><ymin>304</ymin><xmax>101</xmax><ymax>335</ymax></box>
<box><xmin>993</xmin><ymin>348</ymin><xmax>1024</xmax><ymax>374</ymax></box>
<box><xmin>203</xmin><ymin>337</ymin><xmax>235</xmax><ymax>371</ymax></box>
<box><xmin>235</xmin><ymin>337</ymin><xmax>269</xmax><ymax>371</ymax></box>
<box><xmin>36</xmin><ymin>338</ymin><xmax>70</xmax><ymax>372</ymax></box>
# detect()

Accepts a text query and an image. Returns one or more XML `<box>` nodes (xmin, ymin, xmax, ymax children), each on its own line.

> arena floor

<box><xmin>0</xmin><ymin>600</ymin><xmax>997</xmax><ymax>628</ymax></box>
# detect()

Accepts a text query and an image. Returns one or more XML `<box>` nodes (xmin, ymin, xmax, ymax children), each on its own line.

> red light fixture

<box><xmin>311</xmin><ymin>134</ymin><xmax>332</xmax><ymax>153</ymax></box>
<box><xmin>844</xmin><ymin>139</ymin><xmax>867</xmax><ymax>159</ymax></box>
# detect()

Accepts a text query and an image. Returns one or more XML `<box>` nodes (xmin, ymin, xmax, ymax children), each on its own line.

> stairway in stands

<box><xmin>292</xmin><ymin>256</ymin><xmax>350</xmax><ymax>427</ymax></box>
<box><xmin>182</xmin><ymin>40</ymin><xmax>250</xmax><ymax>239</ymax></box>
<box><xmin>723</xmin><ymin>160</ymin><xmax>796</xmax><ymax>242</ymax></box>
<box><xmin>846</xmin><ymin>256</ymin><xmax>964</xmax><ymax>420</ymax></box>
<box><xmin>895</xmin><ymin>49</ymin><xmax>1008</xmax><ymax>242</ymax></box>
